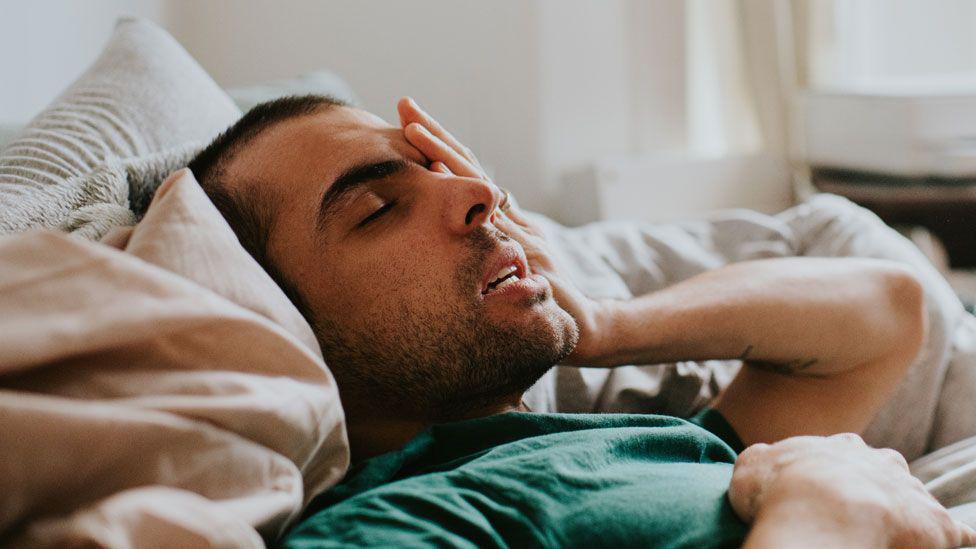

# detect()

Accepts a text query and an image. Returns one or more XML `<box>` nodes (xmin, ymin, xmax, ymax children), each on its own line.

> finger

<box><xmin>398</xmin><ymin>97</ymin><xmax>482</xmax><ymax>169</ymax></box>
<box><xmin>493</xmin><ymin>211</ymin><xmax>537</xmax><ymax>252</ymax></box>
<box><xmin>431</xmin><ymin>161</ymin><xmax>451</xmax><ymax>174</ymax></box>
<box><xmin>405</xmin><ymin>122</ymin><xmax>481</xmax><ymax>179</ymax></box>
<box><xmin>396</xmin><ymin>96</ymin><xmax>413</xmax><ymax>128</ymax></box>
<box><xmin>499</xmin><ymin>195</ymin><xmax>532</xmax><ymax>227</ymax></box>
<box><xmin>959</xmin><ymin>522</ymin><xmax>976</xmax><ymax>547</ymax></box>
<box><xmin>397</xmin><ymin>97</ymin><xmax>468</xmax><ymax>155</ymax></box>
<box><xmin>491</xmin><ymin>192</ymin><xmax>539</xmax><ymax>236</ymax></box>
<box><xmin>829</xmin><ymin>432</ymin><xmax>865</xmax><ymax>445</ymax></box>
<box><xmin>879</xmin><ymin>448</ymin><xmax>909</xmax><ymax>472</ymax></box>
<box><xmin>493</xmin><ymin>209</ymin><xmax>529</xmax><ymax>237</ymax></box>
<box><xmin>726</xmin><ymin>475</ymin><xmax>760</xmax><ymax>523</ymax></box>
<box><xmin>950</xmin><ymin>519</ymin><xmax>976</xmax><ymax>548</ymax></box>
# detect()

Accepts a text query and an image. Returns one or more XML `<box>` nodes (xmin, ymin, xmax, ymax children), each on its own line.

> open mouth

<box><xmin>482</xmin><ymin>264</ymin><xmax>521</xmax><ymax>294</ymax></box>
<box><xmin>480</xmin><ymin>248</ymin><xmax>528</xmax><ymax>296</ymax></box>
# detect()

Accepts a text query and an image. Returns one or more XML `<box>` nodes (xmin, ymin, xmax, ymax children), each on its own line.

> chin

<box><xmin>549</xmin><ymin>305</ymin><xmax>581</xmax><ymax>360</ymax></box>
<box><xmin>498</xmin><ymin>286</ymin><xmax>563</xmax><ymax>322</ymax></box>
<box><xmin>524</xmin><ymin>295</ymin><xmax>580</xmax><ymax>360</ymax></box>
<box><xmin>484</xmin><ymin>287</ymin><xmax>580</xmax><ymax>363</ymax></box>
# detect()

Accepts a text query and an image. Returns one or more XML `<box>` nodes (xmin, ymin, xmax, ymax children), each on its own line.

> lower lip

<box><xmin>482</xmin><ymin>273</ymin><xmax>548</xmax><ymax>300</ymax></box>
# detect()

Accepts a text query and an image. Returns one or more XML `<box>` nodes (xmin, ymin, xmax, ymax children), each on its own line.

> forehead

<box><xmin>223</xmin><ymin>105</ymin><xmax>424</xmax><ymax>199</ymax></box>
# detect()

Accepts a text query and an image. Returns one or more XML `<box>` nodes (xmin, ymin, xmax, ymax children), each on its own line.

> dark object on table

<box><xmin>813</xmin><ymin>167</ymin><xmax>976</xmax><ymax>268</ymax></box>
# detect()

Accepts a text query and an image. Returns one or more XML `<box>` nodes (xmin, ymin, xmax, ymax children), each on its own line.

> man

<box><xmin>187</xmin><ymin>95</ymin><xmax>974</xmax><ymax>547</ymax></box>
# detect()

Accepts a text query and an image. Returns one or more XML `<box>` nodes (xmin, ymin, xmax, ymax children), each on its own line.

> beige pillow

<box><xmin>0</xmin><ymin>170</ymin><xmax>347</xmax><ymax>546</ymax></box>
<box><xmin>0</xmin><ymin>229</ymin><xmax>347</xmax><ymax>546</ymax></box>
<box><xmin>125</xmin><ymin>168</ymin><xmax>322</xmax><ymax>357</ymax></box>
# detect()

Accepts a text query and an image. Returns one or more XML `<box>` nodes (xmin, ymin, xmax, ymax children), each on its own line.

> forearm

<box><xmin>586</xmin><ymin>257</ymin><xmax>924</xmax><ymax>375</ymax></box>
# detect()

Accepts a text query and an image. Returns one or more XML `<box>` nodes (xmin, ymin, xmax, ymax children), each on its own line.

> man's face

<box><xmin>223</xmin><ymin>106</ymin><xmax>578</xmax><ymax>420</ymax></box>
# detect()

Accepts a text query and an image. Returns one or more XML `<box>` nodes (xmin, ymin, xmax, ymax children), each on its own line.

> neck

<box><xmin>345</xmin><ymin>395</ymin><xmax>530</xmax><ymax>463</ymax></box>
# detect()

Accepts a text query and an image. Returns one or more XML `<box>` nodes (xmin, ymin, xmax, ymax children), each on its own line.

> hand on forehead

<box><xmin>397</xmin><ymin>97</ymin><xmax>488</xmax><ymax>180</ymax></box>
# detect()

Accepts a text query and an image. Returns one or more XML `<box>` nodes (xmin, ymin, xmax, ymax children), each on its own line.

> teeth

<box><xmin>493</xmin><ymin>275</ymin><xmax>520</xmax><ymax>290</ymax></box>
<box><xmin>483</xmin><ymin>264</ymin><xmax>520</xmax><ymax>295</ymax></box>
<box><xmin>492</xmin><ymin>264</ymin><xmax>517</xmax><ymax>283</ymax></box>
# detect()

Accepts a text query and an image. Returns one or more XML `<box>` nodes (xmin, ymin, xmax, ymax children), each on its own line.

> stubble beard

<box><xmin>319</xmin><ymin>228</ymin><xmax>579</xmax><ymax>422</ymax></box>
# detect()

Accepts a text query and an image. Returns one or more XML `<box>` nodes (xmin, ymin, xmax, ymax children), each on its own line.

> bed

<box><xmin>3</xmin><ymin>17</ymin><xmax>976</xmax><ymax>548</ymax></box>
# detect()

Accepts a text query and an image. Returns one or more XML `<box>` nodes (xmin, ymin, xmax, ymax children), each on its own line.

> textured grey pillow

<box><xmin>0</xmin><ymin>124</ymin><xmax>22</xmax><ymax>151</ymax></box>
<box><xmin>0</xmin><ymin>17</ymin><xmax>241</xmax><ymax>235</ymax></box>
<box><xmin>59</xmin><ymin>143</ymin><xmax>204</xmax><ymax>240</ymax></box>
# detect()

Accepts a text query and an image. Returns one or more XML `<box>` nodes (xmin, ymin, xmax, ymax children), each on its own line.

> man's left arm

<box><xmin>396</xmin><ymin>96</ymin><xmax>926</xmax><ymax>444</ymax></box>
<box><xmin>483</xmin><ymin>179</ymin><xmax>925</xmax><ymax>442</ymax></box>
<box><xmin>562</xmin><ymin>257</ymin><xmax>926</xmax><ymax>444</ymax></box>
<box><xmin>573</xmin><ymin>256</ymin><xmax>923</xmax><ymax>376</ymax></box>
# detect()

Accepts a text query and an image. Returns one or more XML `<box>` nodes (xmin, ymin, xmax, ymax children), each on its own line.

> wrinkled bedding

<box><xmin>0</xmin><ymin>170</ymin><xmax>349</xmax><ymax>548</ymax></box>
<box><xmin>4</xmin><ymin>188</ymin><xmax>976</xmax><ymax>546</ymax></box>
<box><xmin>524</xmin><ymin>192</ymin><xmax>976</xmax><ymax>522</ymax></box>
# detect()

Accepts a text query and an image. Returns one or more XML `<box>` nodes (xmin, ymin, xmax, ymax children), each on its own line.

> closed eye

<box><xmin>357</xmin><ymin>200</ymin><xmax>397</xmax><ymax>227</ymax></box>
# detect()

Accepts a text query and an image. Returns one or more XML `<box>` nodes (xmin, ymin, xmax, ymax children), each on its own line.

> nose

<box><xmin>440</xmin><ymin>175</ymin><xmax>503</xmax><ymax>235</ymax></box>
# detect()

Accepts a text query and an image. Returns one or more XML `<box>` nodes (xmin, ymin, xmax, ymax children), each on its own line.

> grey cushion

<box><xmin>0</xmin><ymin>17</ymin><xmax>241</xmax><ymax>235</ymax></box>
<box><xmin>0</xmin><ymin>70</ymin><xmax>359</xmax><ymax>168</ymax></box>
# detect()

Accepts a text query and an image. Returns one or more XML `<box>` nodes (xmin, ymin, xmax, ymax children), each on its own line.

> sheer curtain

<box><xmin>688</xmin><ymin>0</ymin><xmax>976</xmax><ymax>202</ymax></box>
<box><xmin>806</xmin><ymin>0</ymin><xmax>976</xmax><ymax>89</ymax></box>
<box><xmin>562</xmin><ymin>0</ymin><xmax>976</xmax><ymax>222</ymax></box>
<box><xmin>683</xmin><ymin>0</ymin><xmax>804</xmax><ymax>199</ymax></box>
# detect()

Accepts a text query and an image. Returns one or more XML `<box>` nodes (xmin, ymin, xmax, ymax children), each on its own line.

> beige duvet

<box><xmin>8</xmin><ymin>167</ymin><xmax>976</xmax><ymax>546</ymax></box>
<box><xmin>0</xmin><ymin>170</ymin><xmax>349</xmax><ymax>548</ymax></box>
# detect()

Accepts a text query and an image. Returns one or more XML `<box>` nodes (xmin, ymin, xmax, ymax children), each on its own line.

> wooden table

<box><xmin>813</xmin><ymin>167</ymin><xmax>976</xmax><ymax>268</ymax></box>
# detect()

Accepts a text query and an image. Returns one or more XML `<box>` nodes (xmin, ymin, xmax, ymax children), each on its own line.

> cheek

<box><xmin>328</xmin><ymin>239</ymin><xmax>461</xmax><ymax>320</ymax></box>
<box><xmin>386</xmin><ymin>246</ymin><xmax>460</xmax><ymax>301</ymax></box>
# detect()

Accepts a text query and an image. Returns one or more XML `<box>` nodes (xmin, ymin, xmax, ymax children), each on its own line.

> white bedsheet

<box><xmin>526</xmin><ymin>193</ymin><xmax>976</xmax><ymax>477</ymax></box>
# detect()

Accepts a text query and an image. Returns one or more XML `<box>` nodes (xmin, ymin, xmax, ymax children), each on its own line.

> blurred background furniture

<box><xmin>3</xmin><ymin>0</ymin><xmax>975</xmax><ymax>304</ymax></box>
<box><xmin>812</xmin><ymin>167</ymin><xmax>976</xmax><ymax>268</ymax></box>
<box><xmin>802</xmin><ymin>84</ymin><xmax>976</xmax><ymax>268</ymax></box>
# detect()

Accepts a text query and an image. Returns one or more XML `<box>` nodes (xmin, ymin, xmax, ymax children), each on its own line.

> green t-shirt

<box><xmin>283</xmin><ymin>411</ymin><xmax>748</xmax><ymax>548</ymax></box>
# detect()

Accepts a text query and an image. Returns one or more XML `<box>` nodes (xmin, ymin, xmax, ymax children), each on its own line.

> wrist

<box><xmin>746</xmin><ymin>488</ymin><xmax>889</xmax><ymax>549</ymax></box>
<box><xmin>744</xmin><ymin>501</ymin><xmax>888</xmax><ymax>549</ymax></box>
<box><xmin>563</xmin><ymin>297</ymin><xmax>617</xmax><ymax>367</ymax></box>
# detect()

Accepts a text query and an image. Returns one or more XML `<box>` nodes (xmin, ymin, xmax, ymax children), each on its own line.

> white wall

<box><xmin>809</xmin><ymin>0</ymin><xmax>976</xmax><ymax>88</ymax></box>
<box><xmin>2</xmin><ymin>0</ymin><xmax>669</xmax><ymax>219</ymax></box>
<box><xmin>167</xmin><ymin>0</ymin><xmax>654</xmax><ymax>218</ymax></box>
<box><xmin>167</xmin><ymin>0</ymin><xmax>550</xmax><ymax>212</ymax></box>
<box><xmin>0</xmin><ymin>0</ymin><xmax>172</xmax><ymax>122</ymax></box>
<box><xmin>5</xmin><ymin>1</ymin><xmax>973</xmax><ymax>223</ymax></box>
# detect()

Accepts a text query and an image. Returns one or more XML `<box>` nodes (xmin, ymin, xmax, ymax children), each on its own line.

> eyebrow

<box><xmin>315</xmin><ymin>158</ymin><xmax>412</xmax><ymax>231</ymax></box>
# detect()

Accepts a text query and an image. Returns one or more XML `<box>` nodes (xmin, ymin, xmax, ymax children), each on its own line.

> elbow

<box><xmin>882</xmin><ymin>265</ymin><xmax>927</xmax><ymax>364</ymax></box>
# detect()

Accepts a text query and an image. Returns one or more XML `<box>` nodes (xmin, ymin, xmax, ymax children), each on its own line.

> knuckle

<box><xmin>879</xmin><ymin>447</ymin><xmax>903</xmax><ymax>459</ymax></box>
<box><xmin>727</xmin><ymin>471</ymin><xmax>749</xmax><ymax>494</ymax></box>
<box><xmin>743</xmin><ymin>442</ymin><xmax>771</xmax><ymax>456</ymax></box>
<box><xmin>880</xmin><ymin>448</ymin><xmax>909</xmax><ymax>469</ymax></box>
<box><xmin>962</xmin><ymin>524</ymin><xmax>976</xmax><ymax>545</ymax></box>
<box><xmin>733</xmin><ymin>448</ymin><xmax>763</xmax><ymax>470</ymax></box>
<box><xmin>905</xmin><ymin>525</ymin><xmax>939</xmax><ymax>547</ymax></box>
<box><xmin>727</xmin><ymin>474</ymin><xmax>760</xmax><ymax>520</ymax></box>
<box><xmin>831</xmin><ymin>432</ymin><xmax>864</xmax><ymax>444</ymax></box>
<box><xmin>936</xmin><ymin>511</ymin><xmax>959</xmax><ymax>536</ymax></box>
<box><xmin>933</xmin><ymin>509</ymin><xmax>957</xmax><ymax>533</ymax></box>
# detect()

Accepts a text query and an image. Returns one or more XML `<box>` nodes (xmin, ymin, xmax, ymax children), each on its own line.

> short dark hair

<box><xmin>188</xmin><ymin>94</ymin><xmax>349</xmax><ymax>323</ymax></box>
